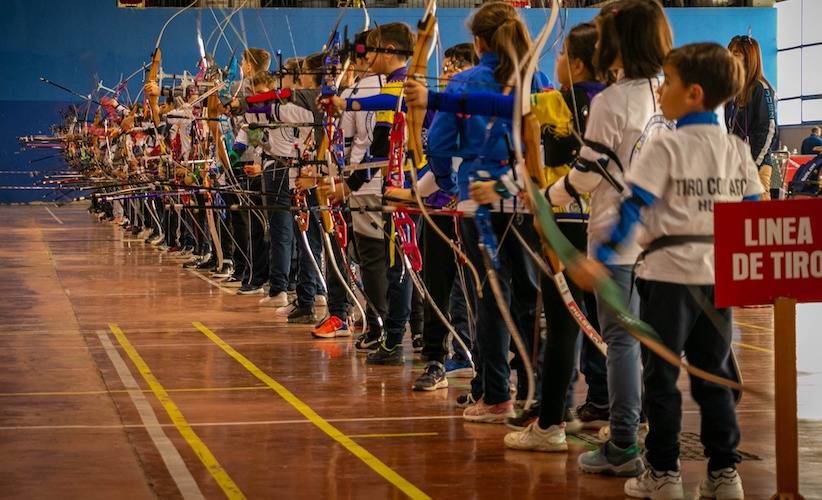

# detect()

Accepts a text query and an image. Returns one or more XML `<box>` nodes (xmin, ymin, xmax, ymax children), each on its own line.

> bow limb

<box><xmin>405</xmin><ymin>0</ymin><xmax>484</xmax><ymax>298</ymax></box>
<box><xmin>147</xmin><ymin>0</ymin><xmax>197</xmax><ymax>129</ymax></box>
<box><xmin>295</xmin><ymin>192</ymin><xmax>328</xmax><ymax>294</ymax></box>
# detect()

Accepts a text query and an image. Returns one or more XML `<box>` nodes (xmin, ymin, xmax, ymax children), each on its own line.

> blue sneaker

<box><xmin>444</xmin><ymin>358</ymin><xmax>474</xmax><ymax>378</ymax></box>
<box><xmin>579</xmin><ymin>441</ymin><xmax>644</xmax><ymax>477</ymax></box>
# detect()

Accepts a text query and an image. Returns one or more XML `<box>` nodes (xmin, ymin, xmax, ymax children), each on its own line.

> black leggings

<box><xmin>537</xmin><ymin>222</ymin><xmax>592</xmax><ymax>428</ymax></box>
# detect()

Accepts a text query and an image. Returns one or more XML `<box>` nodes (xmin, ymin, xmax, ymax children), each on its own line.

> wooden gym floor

<box><xmin>0</xmin><ymin>205</ymin><xmax>820</xmax><ymax>499</ymax></box>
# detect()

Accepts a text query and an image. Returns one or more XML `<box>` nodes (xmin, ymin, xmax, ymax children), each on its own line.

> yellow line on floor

<box><xmin>735</xmin><ymin>321</ymin><xmax>773</xmax><ymax>332</ymax></box>
<box><xmin>733</xmin><ymin>341</ymin><xmax>773</xmax><ymax>354</ymax></box>
<box><xmin>108</xmin><ymin>324</ymin><xmax>246</xmax><ymax>500</ymax></box>
<box><xmin>0</xmin><ymin>385</ymin><xmax>268</xmax><ymax>398</ymax></box>
<box><xmin>348</xmin><ymin>432</ymin><xmax>439</xmax><ymax>439</ymax></box>
<box><xmin>192</xmin><ymin>321</ymin><xmax>430</xmax><ymax>500</ymax></box>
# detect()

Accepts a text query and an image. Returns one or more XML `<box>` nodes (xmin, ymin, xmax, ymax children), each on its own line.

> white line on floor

<box><xmin>96</xmin><ymin>331</ymin><xmax>205</xmax><ymax>500</ymax></box>
<box><xmin>44</xmin><ymin>207</ymin><xmax>63</xmax><ymax>224</ymax></box>
<box><xmin>0</xmin><ymin>409</ymin><xmax>781</xmax><ymax>432</ymax></box>
<box><xmin>186</xmin><ymin>269</ymin><xmax>237</xmax><ymax>295</ymax></box>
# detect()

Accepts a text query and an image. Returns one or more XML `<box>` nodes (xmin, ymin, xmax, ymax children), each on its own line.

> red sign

<box><xmin>714</xmin><ymin>198</ymin><xmax>822</xmax><ymax>307</ymax></box>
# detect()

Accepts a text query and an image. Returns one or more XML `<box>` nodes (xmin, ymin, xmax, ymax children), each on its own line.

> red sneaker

<box><xmin>311</xmin><ymin>316</ymin><xmax>350</xmax><ymax>339</ymax></box>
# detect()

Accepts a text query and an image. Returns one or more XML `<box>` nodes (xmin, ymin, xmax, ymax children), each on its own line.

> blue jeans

<box><xmin>264</xmin><ymin>168</ymin><xmax>292</xmax><ymax>295</ymax></box>
<box><xmin>293</xmin><ymin>209</ymin><xmax>323</xmax><ymax>307</ymax></box>
<box><xmin>384</xmin><ymin>214</ymin><xmax>414</xmax><ymax>348</ymax></box>
<box><xmin>449</xmin><ymin>274</ymin><xmax>476</xmax><ymax>360</ymax></box>
<box><xmin>597</xmin><ymin>264</ymin><xmax>642</xmax><ymax>446</ymax></box>
<box><xmin>461</xmin><ymin>213</ymin><xmax>539</xmax><ymax>406</ymax></box>
<box><xmin>579</xmin><ymin>288</ymin><xmax>608</xmax><ymax>406</ymax></box>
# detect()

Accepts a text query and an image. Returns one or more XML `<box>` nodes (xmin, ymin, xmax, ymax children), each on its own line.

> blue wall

<box><xmin>0</xmin><ymin>0</ymin><xmax>776</xmax><ymax>202</ymax></box>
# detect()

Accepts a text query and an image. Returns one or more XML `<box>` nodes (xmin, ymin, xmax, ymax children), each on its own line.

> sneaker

<box><xmin>506</xmin><ymin>401</ymin><xmax>540</xmax><ymax>431</ymax></box>
<box><xmin>150</xmin><ymin>234</ymin><xmax>165</xmax><ymax>246</ymax></box>
<box><xmin>463</xmin><ymin>398</ymin><xmax>515</xmax><ymax>424</ymax></box>
<box><xmin>211</xmin><ymin>261</ymin><xmax>234</xmax><ymax>278</ymax></box>
<box><xmin>183</xmin><ymin>253</ymin><xmax>210</xmax><ymax>269</ymax></box>
<box><xmin>237</xmin><ymin>283</ymin><xmax>265</xmax><ymax>295</ymax></box>
<box><xmin>355</xmin><ymin>330</ymin><xmax>382</xmax><ymax>352</ymax></box>
<box><xmin>274</xmin><ymin>301</ymin><xmax>299</xmax><ymax>320</ymax></box>
<box><xmin>412</xmin><ymin>333</ymin><xmax>424</xmax><ymax>353</ymax></box>
<box><xmin>259</xmin><ymin>291</ymin><xmax>289</xmax><ymax>308</ymax></box>
<box><xmin>366</xmin><ymin>343</ymin><xmax>404</xmax><ymax>365</ymax></box>
<box><xmin>456</xmin><ymin>392</ymin><xmax>478</xmax><ymax>408</ymax></box>
<box><xmin>579</xmin><ymin>441</ymin><xmax>645</xmax><ymax>477</ymax></box>
<box><xmin>222</xmin><ymin>275</ymin><xmax>243</xmax><ymax>288</ymax></box>
<box><xmin>445</xmin><ymin>358</ymin><xmax>474</xmax><ymax>378</ymax></box>
<box><xmin>504</xmin><ymin>422</ymin><xmax>568</xmax><ymax>452</ymax></box>
<box><xmin>412</xmin><ymin>361</ymin><xmax>448</xmax><ymax>391</ymax></box>
<box><xmin>444</xmin><ymin>357</ymin><xmax>474</xmax><ymax>378</ymax></box>
<box><xmin>312</xmin><ymin>316</ymin><xmax>349</xmax><ymax>339</ymax></box>
<box><xmin>563</xmin><ymin>408</ymin><xmax>584</xmax><ymax>435</ymax></box>
<box><xmin>315</xmin><ymin>294</ymin><xmax>327</xmax><ymax>306</ymax></box>
<box><xmin>181</xmin><ymin>256</ymin><xmax>201</xmax><ymax>268</ymax></box>
<box><xmin>196</xmin><ymin>257</ymin><xmax>217</xmax><ymax>270</ymax></box>
<box><xmin>624</xmin><ymin>467</ymin><xmax>683</xmax><ymax>499</ymax></box>
<box><xmin>698</xmin><ymin>467</ymin><xmax>744</xmax><ymax>500</ymax></box>
<box><xmin>576</xmin><ymin>401</ymin><xmax>610</xmax><ymax>429</ymax></box>
<box><xmin>287</xmin><ymin>304</ymin><xmax>317</xmax><ymax>324</ymax></box>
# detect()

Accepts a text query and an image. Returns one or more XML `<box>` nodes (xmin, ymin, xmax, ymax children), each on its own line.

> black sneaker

<box><xmin>237</xmin><ymin>283</ymin><xmax>265</xmax><ymax>295</ymax></box>
<box><xmin>355</xmin><ymin>330</ymin><xmax>382</xmax><ymax>352</ymax></box>
<box><xmin>211</xmin><ymin>262</ymin><xmax>234</xmax><ymax>278</ymax></box>
<box><xmin>456</xmin><ymin>392</ymin><xmax>479</xmax><ymax>408</ymax></box>
<box><xmin>576</xmin><ymin>401</ymin><xmax>610</xmax><ymax>429</ymax></box>
<box><xmin>287</xmin><ymin>304</ymin><xmax>317</xmax><ymax>324</ymax></box>
<box><xmin>412</xmin><ymin>333</ymin><xmax>424</xmax><ymax>353</ymax></box>
<box><xmin>366</xmin><ymin>343</ymin><xmax>404</xmax><ymax>365</ymax></box>
<box><xmin>506</xmin><ymin>401</ymin><xmax>541</xmax><ymax>431</ymax></box>
<box><xmin>183</xmin><ymin>253</ymin><xmax>210</xmax><ymax>269</ymax></box>
<box><xmin>196</xmin><ymin>256</ymin><xmax>217</xmax><ymax>270</ymax></box>
<box><xmin>412</xmin><ymin>361</ymin><xmax>448</xmax><ymax>391</ymax></box>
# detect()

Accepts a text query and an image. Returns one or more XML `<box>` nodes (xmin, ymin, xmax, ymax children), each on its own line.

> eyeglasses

<box><xmin>731</xmin><ymin>34</ymin><xmax>754</xmax><ymax>44</ymax></box>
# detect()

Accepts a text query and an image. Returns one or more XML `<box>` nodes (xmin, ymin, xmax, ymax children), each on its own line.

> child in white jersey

<box><xmin>547</xmin><ymin>0</ymin><xmax>673</xmax><ymax>476</ymax></box>
<box><xmin>582</xmin><ymin>43</ymin><xmax>761</xmax><ymax>499</ymax></box>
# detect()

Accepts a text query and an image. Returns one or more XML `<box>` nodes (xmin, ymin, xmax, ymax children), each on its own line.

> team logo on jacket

<box><xmin>631</xmin><ymin>114</ymin><xmax>674</xmax><ymax>164</ymax></box>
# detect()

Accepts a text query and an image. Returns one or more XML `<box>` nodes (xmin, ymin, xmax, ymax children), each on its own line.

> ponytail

<box><xmin>468</xmin><ymin>2</ymin><xmax>531</xmax><ymax>85</ymax></box>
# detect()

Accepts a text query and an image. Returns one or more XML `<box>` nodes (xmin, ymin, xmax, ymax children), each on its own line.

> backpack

<box><xmin>788</xmin><ymin>153</ymin><xmax>822</xmax><ymax>197</ymax></box>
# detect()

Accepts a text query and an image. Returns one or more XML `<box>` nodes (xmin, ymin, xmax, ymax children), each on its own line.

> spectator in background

<box><xmin>726</xmin><ymin>34</ymin><xmax>779</xmax><ymax>200</ymax></box>
<box><xmin>801</xmin><ymin>127</ymin><xmax>822</xmax><ymax>155</ymax></box>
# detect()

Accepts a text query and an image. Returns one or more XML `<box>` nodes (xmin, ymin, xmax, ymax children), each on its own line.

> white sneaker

<box><xmin>315</xmin><ymin>294</ymin><xmax>327</xmax><ymax>306</ymax></box>
<box><xmin>624</xmin><ymin>467</ymin><xmax>683</xmax><ymax>499</ymax></box>
<box><xmin>259</xmin><ymin>292</ymin><xmax>289</xmax><ymax>308</ymax></box>
<box><xmin>504</xmin><ymin>422</ymin><xmax>568</xmax><ymax>452</ymax></box>
<box><xmin>274</xmin><ymin>301</ymin><xmax>298</xmax><ymax>321</ymax></box>
<box><xmin>699</xmin><ymin>467</ymin><xmax>744</xmax><ymax>499</ymax></box>
<box><xmin>463</xmin><ymin>398</ymin><xmax>516</xmax><ymax>424</ymax></box>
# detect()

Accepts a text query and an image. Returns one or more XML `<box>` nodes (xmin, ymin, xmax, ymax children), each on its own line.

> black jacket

<box><xmin>726</xmin><ymin>80</ymin><xmax>779</xmax><ymax>167</ymax></box>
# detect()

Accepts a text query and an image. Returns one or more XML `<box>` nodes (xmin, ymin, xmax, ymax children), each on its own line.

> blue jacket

<box><xmin>427</xmin><ymin>52</ymin><xmax>551</xmax><ymax>200</ymax></box>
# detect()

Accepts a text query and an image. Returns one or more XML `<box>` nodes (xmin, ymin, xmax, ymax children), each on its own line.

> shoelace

<box><xmin>710</xmin><ymin>468</ymin><xmax>739</xmax><ymax>485</ymax></box>
<box><xmin>649</xmin><ymin>469</ymin><xmax>681</xmax><ymax>486</ymax></box>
